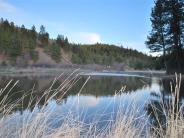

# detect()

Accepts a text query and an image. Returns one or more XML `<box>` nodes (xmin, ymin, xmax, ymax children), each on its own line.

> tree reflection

<box><xmin>0</xmin><ymin>75</ymin><xmax>150</xmax><ymax>114</ymax></box>
<box><xmin>70</xmin><ymin>76</ymin><xmax>151</xmax><ymax>96</ymax></box>
<box><xmin>145</xmin><ymin>77</ymin><xmax>184</xmax><ymax>135</ymax></box>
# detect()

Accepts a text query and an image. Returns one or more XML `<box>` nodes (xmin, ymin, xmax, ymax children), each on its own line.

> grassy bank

<box><xmin>0</xmin><ymin>73</ymin><xmax>183</xmax><ymax>138</ymax></box>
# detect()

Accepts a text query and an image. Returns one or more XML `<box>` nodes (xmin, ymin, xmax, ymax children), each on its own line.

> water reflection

<box><xmin>0</xmin><ymin>73</ymin><xmax>183</xmax><ymax>133</ymax></box>
<box><xmin>145</xmin><ymin>77</ymin><xmax>184</xmax><ymax>134</ymax></box>
<box><xmin>0</xmin><ymin>76</ymin><xmax>69</xmax><ymax>114</ymax></box>
<box><xmin>0</xmin><ymin>75</ymin><xmax>151</xmax><ymax>114</ymax></box>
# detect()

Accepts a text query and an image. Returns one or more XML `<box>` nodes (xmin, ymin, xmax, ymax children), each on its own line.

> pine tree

<box><xmin>31</xmin><ymin>25</ymin><xmax>36</xmax><ymax>38</ymax></box>
<box><xmin>146</xmin><ymin>0</ymin><xmax>168</xmax><ymax>69</ymax></box>
<box><xmin>146</xmin><ymin>0</ymin><xmax>184</xmax><ymax>73</ymax></box>
<box><xmin>39</xmin><ymin>25</ymin><xmax>46</xmax><ymax>35</ymax></box>
<box><xmin>56</xmin><ymin>34</ymin><xmax>64</xmax><ymax>47</ymax></box>
<box><xmin>30</xmin><ymin>25</ymin><xmax>37</xmax><ymax>49</ymax></box>
<box><xmin>39</xmin><ymin>25</ymin><xmax>49</xmax><ymax>46</ymax></box>
<box><xmin>166</xmin><ymin>0</ymin><xmax>184</xmax><ymax>72</ymax></box>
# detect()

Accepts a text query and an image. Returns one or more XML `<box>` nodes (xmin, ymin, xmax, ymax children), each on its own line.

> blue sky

<box><xmin>0</xmin><ymin>0</ymin><xmax>154</xmax><ymax>54</ymax></box>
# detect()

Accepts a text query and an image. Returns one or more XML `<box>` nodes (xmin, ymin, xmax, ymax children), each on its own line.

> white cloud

<box><xmin>0</xmin><ymin>0</ymin><xmax>17</xmax><ymax>13</ymax></box>
<box><xmin>124</xmin><ymin>42</ymin><xmax>147</xmax><ymax>52</ymax></box>
<box><xmin>124</xmin><ymin>42</ymin><xmax>162</xmax><ymax>56</ymax></box>
<box><xmin>69</xmin><ymin>32</ymin><xmax>102</xmax><ymax>44</ymax></box>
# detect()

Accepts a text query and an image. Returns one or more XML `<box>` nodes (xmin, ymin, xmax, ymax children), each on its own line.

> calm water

<box><xmin>0</xmin><ymin>72</ymin><xmax>183</xmax><ymax>130</ymax></box>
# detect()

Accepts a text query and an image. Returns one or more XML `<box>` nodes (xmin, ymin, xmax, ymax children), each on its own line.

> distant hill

<box><xmin>0</xmin><ymin>18</ymin><xmax>154</xmax><ymax>70</ymax></box>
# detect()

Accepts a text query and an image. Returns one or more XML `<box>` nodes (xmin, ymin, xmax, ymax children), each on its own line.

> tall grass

<box><xmin>149</xmin><ymin>74</ymin><xmax>184</xmax><ymax>138</ymax></box>
<box><xmin>0</xmin><ymin>73</ymin><xmax>183</xmax><ymax>138</ymax></box>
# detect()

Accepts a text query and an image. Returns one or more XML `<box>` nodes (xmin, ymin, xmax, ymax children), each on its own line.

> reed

<box><xmin>0</xmin><ymin>73</ymin><xmax>183</xmax><ymax>138</ymax></box>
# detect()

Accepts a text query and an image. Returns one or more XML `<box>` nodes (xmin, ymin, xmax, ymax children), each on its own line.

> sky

<box><xmin>0</xmin><ymin>0</ymin><xmax>154</xmax><ymax>54</ymax></box>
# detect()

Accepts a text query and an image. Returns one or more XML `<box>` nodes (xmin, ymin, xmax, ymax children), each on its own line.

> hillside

<box><xmin>0</xmin><ymin>18</ymin><xmax>154</xmax><ymax>70</ymax></box>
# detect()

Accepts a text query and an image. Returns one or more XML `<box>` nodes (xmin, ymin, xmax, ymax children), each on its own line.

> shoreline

<box><xmin>0</xmin><ymin>67</ymin><xmax>174</xmax><ymax>78</ymax></box>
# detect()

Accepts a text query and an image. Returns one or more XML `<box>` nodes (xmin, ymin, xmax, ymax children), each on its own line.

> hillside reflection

<box><xmin>0</xmin><ymin>75</ymin><xmax>151</xmax><ymax>114</ymax></box>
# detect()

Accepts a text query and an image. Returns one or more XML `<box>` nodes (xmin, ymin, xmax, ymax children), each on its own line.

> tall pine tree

<box><xmin>146</xmin><ymin>0</ymin><xmax>169</xmax><ymax>70</ymax></box>
<box><xmin>166</xmin><ymin>0</ymin><xmax>184</xmax><ymax>73</ymax></box>
<box><xmin>146</xmin><ymin>0</ymin><xmax>184</xmax><ymax>73</ymax></box>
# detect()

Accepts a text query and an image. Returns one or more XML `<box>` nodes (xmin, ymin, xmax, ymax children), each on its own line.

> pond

<box><xmin>0</xmin><ymin>72</ymin><xmax>183</xmax><ymax>133</ymax></box>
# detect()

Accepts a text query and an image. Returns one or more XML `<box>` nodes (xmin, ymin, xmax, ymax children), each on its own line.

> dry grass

<box><xmin>149</xmin><ymin>74</ymin><xmax>184</xmax><ymax>138</ymax></box>
<box><xmin>0</xmin><ymin>73</ymin><xmax>183</xmax><ymax>138</ymax></box>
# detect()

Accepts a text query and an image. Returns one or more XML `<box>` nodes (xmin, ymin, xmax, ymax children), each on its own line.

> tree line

<box><xmin>0</xmin><ymin>18</ymin><xmax>153</xmax><ymax>69</ymax></box>
<box><xmin>0</xmin><ymin>18</ymin><xmax>69</xmax><ymax>65</ymax></box>
<box><xmin>70</xmin><ymin>43</ymin><xmax>153</xmax><ymax>69</ymax></box>
<box><xmin>146</xmin><ymin>0</ymin><xmax>184</xmax><ymax>73</ymax></box>
<box><xmin>0</xmin><ymin>19</ymin><xmax>37</xmax><ymax>61</ymax></box>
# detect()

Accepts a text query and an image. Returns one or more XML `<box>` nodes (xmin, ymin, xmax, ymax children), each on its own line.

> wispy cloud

<box><xmin>0</xmin><ymin>0</ymin><xmax>17</xmax><ymax>13</ymax></box>
<box><xmin>69</xmin><ymin>32</ymin><xmax>102</xmax><ymax>44</ymax></box>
